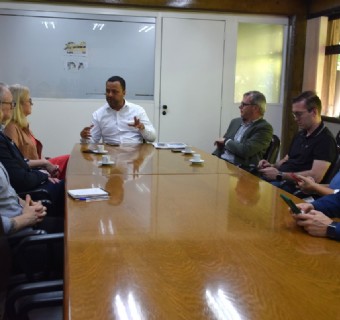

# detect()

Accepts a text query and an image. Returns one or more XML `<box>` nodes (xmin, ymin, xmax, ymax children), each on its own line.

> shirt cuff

<box><xmin>224</xmin><ymin>139</ymin><xmax>232</xmax><ymax>146</ymax></box>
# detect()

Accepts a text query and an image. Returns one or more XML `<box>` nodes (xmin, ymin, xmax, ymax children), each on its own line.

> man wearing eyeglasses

<box><xmin>258</xmin><ymin>91</ymin><xmax>337</xmax><ymax>195</ymax></box>
<box><xmin>213</xmin><ymin>90</ymin><xmax>273</xmax><ymax>168</ymax></box>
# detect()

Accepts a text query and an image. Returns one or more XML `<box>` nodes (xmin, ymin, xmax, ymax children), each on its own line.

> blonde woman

<box><xmin>4</xmin><ymin>84</ymin><xmax>68</xmax><ymax>179</ymax></box>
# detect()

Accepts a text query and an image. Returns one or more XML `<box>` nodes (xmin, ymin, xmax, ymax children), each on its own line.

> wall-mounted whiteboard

<box><xmin>0</xmin><ymin>10</ymin><xmax>155</xmax><ymax>99</ymax></box>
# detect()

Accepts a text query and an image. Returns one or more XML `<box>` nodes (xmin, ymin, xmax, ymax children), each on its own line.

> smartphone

<box><xmin>280</xmin><ymin>194</ymin><xmax>302</xmax><ymax>214</ymax></box>
<box><xmin>290</xmin><ymin>173</ymin><xmax>302</xmax><ymax>183</ymax></box>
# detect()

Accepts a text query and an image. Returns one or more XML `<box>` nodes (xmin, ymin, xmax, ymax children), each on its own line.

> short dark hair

<box><xmin>107</xmin><ymin>76</ymin><xmax>126</xmax><ymax>91</ymax></box>
<box><xmin>292</xmin><ymin>91</ymin><xmax>322</xmax><ymax>114</ymax></box>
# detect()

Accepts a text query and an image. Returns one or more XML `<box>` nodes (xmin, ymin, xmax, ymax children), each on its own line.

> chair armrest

<box><xmin>6</xmin><ymin>280</ymin><xmax>63</xmax><ymax>319</ymax></box>
<box><xmin>12</xmin><ymin>233</ymin><xmax>64</xmax><ymax>282</ymax></box>
<box><xmin>13</xmin><ymin>233</ymin><xmax>64</xmax><ymax>255</ymax></box>
<box><xmin>17</xmin><ymin>188</ymin><xmax>52</xmax><ymax>202</ymax></box>
<box><xmin>8</xmin><ymin>229</ymin><xmax>47</xmax><ymax>248</ymax></box>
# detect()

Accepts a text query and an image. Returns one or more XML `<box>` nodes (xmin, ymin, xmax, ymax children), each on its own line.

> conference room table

<box><xmin>65</xmin><ymin>143</ymin><xmax>340</xmax><ymax>320</ymax></box>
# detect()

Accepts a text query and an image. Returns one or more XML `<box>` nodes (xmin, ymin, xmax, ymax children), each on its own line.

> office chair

<box><xmin>0</xmin><ymin>216</ymin><xmax>11</xmax><ymax>320</ymax></box>
<box><xmin>1</xmin><ymin>217</ymin><xmax>64</xmax><ymax>320</ymax></box>
<box><xmin>6</xmin><ymin>279</ymin><xmax>63</xmax><ymax>320</ymax></box>
<box><xmin>264</xmin><ymin>134</ymin><xmax>280</xmax><ymax>164</ymax></box>
<box><xmin>320</xmin><ymin>150</ymin><xmax>340</xmax><ymax>184</ymax></box>
<box><xmin>10</xmin><ymin>232</ymin><xmax>64</xmax><ymax>285</ymax></box>
<box><xmin>336</xmin><ymin>130</ymin><xmax>340</xmax><ymax>148</ymax></box>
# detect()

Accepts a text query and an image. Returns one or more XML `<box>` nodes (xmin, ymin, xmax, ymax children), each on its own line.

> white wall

<box><xmin>29</xmin><ymin>99</ymin><xmax>155</xmax><ymax>157</ymax></box>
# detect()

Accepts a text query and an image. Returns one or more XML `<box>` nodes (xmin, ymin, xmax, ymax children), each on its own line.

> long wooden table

<box><xmin>65</xmin><ymin>144</ymin><xmax>340</xmax><ymax>319</ymax></box>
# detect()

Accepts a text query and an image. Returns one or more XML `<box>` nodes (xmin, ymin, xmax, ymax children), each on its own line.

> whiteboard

<box><xmin>0</xmin><ymin>10</ymin><xmax>155</xmax><ymax>99</ymax></box>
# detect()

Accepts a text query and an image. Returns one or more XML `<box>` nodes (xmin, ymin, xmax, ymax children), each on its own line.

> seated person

<box><xmin>258</xmin><ymin>91</ymin><xmax>337</xmax><ymax>194</ymax></box>
<box><xmin>4</xmin><ymin>84</ymin><xmax>69</xmax><ymax>179</ymax></box>
<box><xmin>212</xmin><ymin>90</ymin><xmax>273</xmax><ymax>167</ymax></box>
<box><xmin>0</xmin><ymin>84</ymin><xmax>64</xmax><ymax>216</ymax></box>
<box><xmin>80</xmin><ymin>75</ymin><xmax>156</xmax><ymax>145</ymax></box>
<box><xmin>294</xmin><ymin>171</ymin><xmax>340</xmax><ymax>198</ymax></box>
<box><xmin>293</xmin><ymin>192</ymin><xmax>340</xmax><ymax>241</ymax></box>
<box><xmin>0</xmin><ymin>162</ymin><xmax>47</xmax><ymax>235</ymax></box>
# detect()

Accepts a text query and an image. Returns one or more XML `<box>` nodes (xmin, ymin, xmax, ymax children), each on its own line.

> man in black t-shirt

<box><xmin>258</xmin><ymin>91</ymin><xmax>337</xmax><ymax>194</ymax></box>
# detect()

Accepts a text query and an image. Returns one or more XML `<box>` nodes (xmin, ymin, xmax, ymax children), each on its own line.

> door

<box><xmin>159</xmin><ymin>18</ymin><xmax>225</xmax><ymax>152</ymax></box>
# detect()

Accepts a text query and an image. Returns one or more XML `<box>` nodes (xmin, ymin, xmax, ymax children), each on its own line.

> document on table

<box><xmin>67</xmin><ymin>188</ymin><xmax>109</xmax><ymax>201</ymax></box>
<box><xmin>153</xmin><ymin>142</ymin><xmax>187</xmax><ymax>149</ymax></box>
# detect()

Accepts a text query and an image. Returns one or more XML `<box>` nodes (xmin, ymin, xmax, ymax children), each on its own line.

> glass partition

<box><xmin>0</xmin><ymin>10</ymin><xmax>156</xmax><ymax>99</ymax></box>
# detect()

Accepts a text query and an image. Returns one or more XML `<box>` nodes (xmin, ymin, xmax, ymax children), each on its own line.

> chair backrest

<box><xmin>0</xmin><ymin>219</ymin><xmax>11</xmax><ymax>320</ymax></box>
<box><xmin>264</xmin><ymin>134</ymin><xmax>281</xmax><ymax>164</ymax></box>
<box><xmin>336</xmin><ymin>130</ymin><xmax>340</xmax><ymax>148</ymax></box>
<box><xmin>321</xmin><ymin>149</ymin><xmax>340</xmax><ymax>184</ymax></box>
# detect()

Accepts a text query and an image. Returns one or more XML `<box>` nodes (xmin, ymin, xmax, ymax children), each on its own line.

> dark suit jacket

<box><xmin>0</xmin><ymin>132</ymin><xmax>48</xmax><ymax>193</ymax></box>
<box><xmin>213</xmin><ymin>117</ymin><xmax>273</xmax><ymax>166</ymax></box>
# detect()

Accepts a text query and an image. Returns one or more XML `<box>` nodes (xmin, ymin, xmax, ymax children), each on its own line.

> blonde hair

<box><xmin>9</xmin><ymin>84</ymin><xmax>30</xmax><ymax>128</ymax></box>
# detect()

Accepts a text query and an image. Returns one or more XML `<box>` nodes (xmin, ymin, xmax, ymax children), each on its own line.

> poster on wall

<box><xmin>64</xmin><ymin>41</ymin><xmax>88</xmax><ymax>72</ymax></box>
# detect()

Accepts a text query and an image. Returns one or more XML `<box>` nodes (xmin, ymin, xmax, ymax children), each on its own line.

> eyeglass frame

<box><xmin>292</xmin><ymin>109</ymin><xmax>313</xmax><ymax>118</ymax></box>
<box><xmin>240</xmin><ymin>102</ymin><xmax>258</xmax><ymax>108</ymax></box>
<box><xmin>0</xmin><ymin>101</ymin><xmax>16</xmax><ymax>109</ymax></box>
<box><xmin>24</xmin><ymin>98</ymin><xmax>33</xmax><ymax>106</ymax></box>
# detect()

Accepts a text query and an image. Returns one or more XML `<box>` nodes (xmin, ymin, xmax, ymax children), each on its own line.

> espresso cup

<box><xmin>184</xmin><ymin>146</ymin><xmax>192</xmax><ymax>153</ymax></box>
<box><xmin>102</xmin><ymin>155</ymin><xmax>111</xmax><ymax>164</ymax></box>
<box><xmin>193</xmin><ymin>153</ymin><xmax>201</xmax><ymax>162</ymax></box>
<box><xmin>97</xmin><ymin>144</ymin><xmax>105</xmax><ymax>152</ymax></box>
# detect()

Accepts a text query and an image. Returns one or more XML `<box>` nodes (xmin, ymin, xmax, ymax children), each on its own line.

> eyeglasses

<box><xmin>292</xmin><ymin>111</ymin><xmax>309</xmax><ymax>118</ymax></box>
<box><xmin>25</xmin><ymin>99</ymin><xmax>33</xmax><ymax>105</ymax></box>
<box><xmin>0</xmin><ymin>101</ymin><xmax>16</xmax><ymax>109</ymax></box>
<box><xmin>240</xmin><ymin>102</ymin><xmax>256</xmax><ymax>108</ymax></box>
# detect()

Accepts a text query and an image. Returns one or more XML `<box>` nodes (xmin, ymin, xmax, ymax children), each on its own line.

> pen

<box><xmin>76</xmin><ymin>197</ymin><xmax>109</xmax><ymax>202</ymax></box>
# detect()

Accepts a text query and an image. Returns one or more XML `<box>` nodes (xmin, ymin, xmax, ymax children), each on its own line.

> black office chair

<box><xmin>1</xmin><ymin>216</ymin><xmax>64</xmax><ymax>320</ymax></box>
<box><xmin>335</xmin><ymin>130</ymin><xmax>340</xmax><ymax>148</ymax></box>
<box><xmin>263</xmin><ymin>134</ymin><xmax>280</xmax><ymax>164</ymax></box>
<box><xmin>321</xmin><ymin>151</ymin><xmax>340</xmax><ymax>184</ymax></box>
<box><xmin>6</xmin><ymin>279</ymin><xmax>63</xmax><ymax>320</ymax></box>
<box><xmin>10</xmin><ymin>232</ymin><xmax>64</xmax><ymax>284</ymax></box>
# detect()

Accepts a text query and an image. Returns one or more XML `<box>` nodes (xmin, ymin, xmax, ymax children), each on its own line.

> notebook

<box><xmin>67</xmin><ymin>187</ymin><xmax>109</xmax><ymax>199</ymax></box>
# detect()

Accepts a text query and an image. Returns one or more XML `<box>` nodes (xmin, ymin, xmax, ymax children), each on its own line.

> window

<box><xmin>235</xmin><ymin>23</ymin><xmax>285</xmax><ymax>103</ymax></box>
<box><xmin>321</xmin><ymin>18</ymin><xmax>340</xmax><ymax>117</ymax></box>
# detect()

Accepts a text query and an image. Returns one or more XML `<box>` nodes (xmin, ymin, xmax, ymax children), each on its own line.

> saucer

<box><xmin>93</xmin><ymin>150</ymin><xmax>108</xmax><ymax>154</ymax></box>
<box><xmin>181</xmin><ymin>150</ymin><xmax>194</xmax><ymax>154</ymax></box>
<box><xmin>189</xmin><ymin>159</ymin><xmax>204</xmax><ymax>164</ymax></box>
<box><xmin>98</xmin><ymin>161</ymin><xmax>115</xmax><ymax>166</ymax></box>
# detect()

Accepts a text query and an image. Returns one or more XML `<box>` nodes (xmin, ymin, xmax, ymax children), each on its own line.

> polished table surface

<box><xmin>67</xmin><ymin>143</ymin><xmax>234</xmax><ymax>176</ymax></box>
<box><xmin>65</xmin><ymin>144</ymin><xmax>340</xmax><ymax>319</ymax></box>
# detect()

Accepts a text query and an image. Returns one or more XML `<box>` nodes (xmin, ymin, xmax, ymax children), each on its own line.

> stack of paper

<box><xmin>153</xmin><ymin>142</ymin><xmax>187</xmax><ymax>149</ymax></box>
<box><xmin>67</xmin><ymin>188</ymin><xmax>109</xmax><ymax>201</ymax></box>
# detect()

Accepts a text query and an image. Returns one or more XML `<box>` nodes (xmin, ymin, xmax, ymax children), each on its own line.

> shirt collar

<box><xmin>300</xmin><ymin>121</ymin><xmax>325</xmax><ymax>138</ymax></box>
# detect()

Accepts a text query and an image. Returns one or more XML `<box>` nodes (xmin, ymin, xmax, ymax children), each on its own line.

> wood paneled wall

<box><xmin>10</xmin><ymin>0</ymin><xmax>306</xmax><ymax>15</ymax></box>
<box><xmin>308</xmin><ymin>0</ymin><xmax>340</xmax><ymax>17</ymax></box>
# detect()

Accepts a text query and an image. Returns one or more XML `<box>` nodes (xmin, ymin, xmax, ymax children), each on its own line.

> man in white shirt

<box><xmin>80</xmin><ymin>76</ymin><xmax>156</xmax><ymax>144</ymax></box>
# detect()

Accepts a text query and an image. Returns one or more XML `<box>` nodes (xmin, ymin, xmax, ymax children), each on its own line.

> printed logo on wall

<box><xmin>64</xmin><ymin>41</ymin><xmax>88</xmax><ymax>71</ymax></box>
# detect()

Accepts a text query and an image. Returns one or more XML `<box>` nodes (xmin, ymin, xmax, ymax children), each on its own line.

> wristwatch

<box><xmin>326</xmin><ymin>222</ymin><xmax>338</xmax><ymax>239</ymax></box>
<box><xmin>276</xmin><ymin>171</ymin><xmax>283</xmax><ymax>181</ymax></box>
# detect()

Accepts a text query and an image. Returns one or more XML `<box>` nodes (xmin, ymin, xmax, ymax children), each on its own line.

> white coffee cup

<box><xmin>184</xmin><ymin>146</ymin><xmax>192</xmax><ymax>153</ymax></box>
<box><xmin>97</xmin><ymin>144</ymin><xmax>105</xmax><ymax>152</ymax></box>
<box><xmin>192</xmin><ymin>153</ymin><xmax>201</xmax><ymax>162</ymax></box>
<box><xmin>102</xmin><ymin>155</ymin><xmax>111</xmax><ymax>164</ymax></box>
